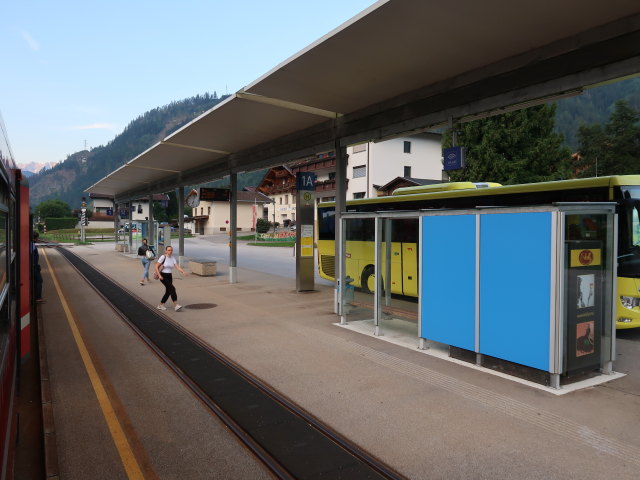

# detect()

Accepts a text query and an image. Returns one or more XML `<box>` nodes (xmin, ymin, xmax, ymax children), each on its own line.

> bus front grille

<box><xmin>320</xmin><ymin>255</ymin><xmax>335</xmax><ymax>278</ymax></box>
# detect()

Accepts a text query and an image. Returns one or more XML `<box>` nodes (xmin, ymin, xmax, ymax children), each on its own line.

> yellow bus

<box><xmin>317</xmin><ymin>175</ymin><xmax>640</xmax><ymax>329</ymax></box>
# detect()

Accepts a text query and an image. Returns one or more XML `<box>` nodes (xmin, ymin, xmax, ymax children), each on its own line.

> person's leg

<box><xmin>160</xmin><ymin>274</ymin><xmax>173</xmax><ymax>304</ymax></box>
<box><xmin>142</xmin><ymin>258</ymin><xmax>150</xmax><ymax>282</ymax></box>
<box><xmin>35</xmin><ymin>266</ymin><xmax>43</xmax><ymax>300</ymax></box>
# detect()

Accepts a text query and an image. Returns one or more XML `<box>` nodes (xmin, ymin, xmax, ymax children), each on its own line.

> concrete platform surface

<box><xmin>46</xmin><ymin>241</ymin><xmax>640</xmax><ymax>480</ymax></box>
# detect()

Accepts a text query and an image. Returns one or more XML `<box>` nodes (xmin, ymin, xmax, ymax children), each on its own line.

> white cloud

<box><xmin>19</xmin><ymin>30</ymin><xmax>40</xmax><ymax>51</ymax></box>
<box><xmin>70</xmin><ymin>123</ymin><xmax>117</xmax><ymax>131</ymax></box>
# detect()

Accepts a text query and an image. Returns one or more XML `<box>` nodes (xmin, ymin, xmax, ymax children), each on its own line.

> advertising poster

<box><xmin>565</xmin><ymin>240</ymin><xmax>602</xmax><ymax>374</ymax></box>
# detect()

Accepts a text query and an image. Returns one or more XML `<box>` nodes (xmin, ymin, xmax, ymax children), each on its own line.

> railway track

<box><xmin>56</xmin><ymin>247</ymin><xmax>407</xmax><ymax>480</ymax></box>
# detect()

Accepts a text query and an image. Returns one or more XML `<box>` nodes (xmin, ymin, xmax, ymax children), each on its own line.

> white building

<box><xmin>346</xmin><ymin>133</ymin><xmax>442</xmax><ymax>199</ymax></box>
<box><xmin>186</xmin><ymin>190</ymin><xmax>272</xmax><ymax>234</ymax></box>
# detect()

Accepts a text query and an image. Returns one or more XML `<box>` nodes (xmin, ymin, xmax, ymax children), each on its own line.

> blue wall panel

<box><xmin>421</xmin><ymin>215</ymin><xmax>476</xmax><ymax>350</ymax></box>
<box><xmin>479</xmin><ymin>212</ymin><xmax>552</xmax><ymax>371</ymax></box>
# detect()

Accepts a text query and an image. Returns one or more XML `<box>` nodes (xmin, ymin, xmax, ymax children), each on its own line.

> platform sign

<box><xmin>443</xmin><ymin>146</ymin><xmax>465</xmax><ymax>171</ymax></box>
<box><xmin>296</xmin><ymin>172</ymin><xmax>316</xmax><ymax>191</ymax></box>
<box><xmin>296</xmin><ymin>172</ymin><xmax>316</xmax><ymax>291</ymax></box>
<box><xmin>200</xmin><ymin>188</ymin><xmax>230</xmax><ymax>202</ymax></box>
<box><xmin>119</xmin><ymin>209</ymin><xmax>128</xmax><ymax>219</ymax></box>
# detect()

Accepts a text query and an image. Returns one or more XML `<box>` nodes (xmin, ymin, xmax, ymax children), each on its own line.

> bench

<box><xmin>189</xmin><ymin>259</ymin><xmax>217</xmax><ymax>276</ymax></box>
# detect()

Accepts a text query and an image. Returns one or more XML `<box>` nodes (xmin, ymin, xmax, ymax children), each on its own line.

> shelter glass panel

<box><xmin>378</xmin><ymin>218</ymin><xmax>419</xmax><ymax>338</ymax></box>
<box><xmin>342</xmin><ymin>217</ymin><xmax>375</xmax><ymax>325</ymax></box>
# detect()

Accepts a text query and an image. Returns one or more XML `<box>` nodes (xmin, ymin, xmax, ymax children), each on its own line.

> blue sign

<box><xmin>443</xmin><ymin>146</ymin><xmax>465</xmax><ymax>171</ymax></box>
<box><xmin>106</xmin><ymin>208</ymin><xmax>113</xmax><ymax>216</ymax></box>
<box><xmin>119</xmin><ymin>209</ymin><xmax>128</xmax><ymax>219</ymax></box>
<box><xmin>296</xmin><ymin>172</ymin><xmax>316</xmax><ymax>191</ymax></box>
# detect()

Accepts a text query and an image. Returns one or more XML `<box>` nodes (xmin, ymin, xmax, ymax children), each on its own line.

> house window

<box><xmin>353</xmin><ymin>143</ymin><xmax>367</xmax><ymax>153</ymax></box>
<box><xmin>328</xmin><ymin>172</ymin><xmax>336</xmax><ymax>180</ymax></box>
<box><xmin>285</xmin><ymin>195</ymin><xmax>289</xmax><ymax>204</ymax></box>
<box><xmin>208</xmin><ymin>206</ymin><xmax>211</xmax><ymax>215</ymax></box>
<box><xmin>292</xmin><ymin>195</ymin><xmax>296</xmax><ymax>204</ymax></box>
<box><xmin>403</xmin><ymin>141</ymin><xmax>411</xmax><ymax>153</ymax></box>
<box><xmin>200</xmin><ymin>208</ymin><xmax>203</xmax><ymax>216</ymax></box>
<box><xmin>279</xmin><ymin>197</ymin><xmax>282</xmax><ymax>204</ymax></box>
<box><xmin>353</xmin><ymin>192</ymin><xmax>366</xmax><ymax>199</ymax></box>
<box><xmin>404</xmin><ymin>166</ymin><xmax>411</xmax><ymax>177</ymax></box>
<box><xmin>353</xmin><ymin>165</ymin><xmax>366</xmax><ymax>178</ymax></box>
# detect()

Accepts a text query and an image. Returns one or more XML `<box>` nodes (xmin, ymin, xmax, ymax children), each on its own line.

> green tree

<box><xmin>445</xmin><ymin>104</ymin><xmax>572</xmax><ymax>184</ymax></box>
<box><xmin>35</xmin><ymin>199</ymin><xmax>72</xmax><ymax>219</ymax></box>
<box><xmin>576</xmin><ymin>100</ymin><xmax>640</xmax><ymax>177</ymax></box>
<box><xmin>152</xmin><ymin>200</ymin><xmax>169</xmax><ymax>223</ymax></box>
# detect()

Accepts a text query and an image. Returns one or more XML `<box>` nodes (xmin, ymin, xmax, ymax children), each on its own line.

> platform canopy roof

<box><xmin>87</xmin><ymin>0</ymin><xmax>640</xmax><ymax>201</ymax></box>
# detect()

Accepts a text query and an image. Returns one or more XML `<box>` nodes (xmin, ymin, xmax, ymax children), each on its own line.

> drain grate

<box><xmin>185</xmin><ymin>303</ymin><xmax>217</xmax><ymax>310</ymax></box>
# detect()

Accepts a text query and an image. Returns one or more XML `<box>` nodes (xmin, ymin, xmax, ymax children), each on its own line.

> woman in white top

<box><xmin>155</xmin><ymin>246</ymin><xmax>188</xmax><ymax>311</ymax></box>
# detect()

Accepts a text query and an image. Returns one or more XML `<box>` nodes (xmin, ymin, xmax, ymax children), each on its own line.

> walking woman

<box><xmin>137</xmin><ymin>238</ymin><xmax>155</xmax><ymax>285</ymax></box>
<box><xmin>155</xmin><ymin>246</ymin><xmax>188</xmax><ymax>311</ymax></box>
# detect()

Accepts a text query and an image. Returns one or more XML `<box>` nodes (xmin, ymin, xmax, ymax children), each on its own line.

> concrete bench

<box><xmin>189</xmin><ymin>259</ymin><xmax>217</xmax><ymax>276</ymax></box>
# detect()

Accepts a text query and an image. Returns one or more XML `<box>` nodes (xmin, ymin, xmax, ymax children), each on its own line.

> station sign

<box><xmin>443</xmin><ymin>146</ymin><xmax>465</xmax><ymax>171</ymax></box>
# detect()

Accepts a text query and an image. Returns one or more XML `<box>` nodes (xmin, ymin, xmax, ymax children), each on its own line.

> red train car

<box><xmin>0</xmin><ymin>113</ymin><xmax>31</xmax><ymax>480</ymax></box>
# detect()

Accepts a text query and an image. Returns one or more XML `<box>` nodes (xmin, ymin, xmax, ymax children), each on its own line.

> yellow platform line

<box><xmin>43</xmin><ymin>249</ymin><xmax>145</xmax><ymax>480</ymax></box>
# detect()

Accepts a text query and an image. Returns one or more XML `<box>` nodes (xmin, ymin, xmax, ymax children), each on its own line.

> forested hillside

<box><xmin>29</xmin><ymin>93</ymin><xmax>229</xmax><ymax>207</ymax></box>
<box><xmin>555</xmin><ymin>77</ymin><xmax>640</xmax><ymax>149</ymax></box>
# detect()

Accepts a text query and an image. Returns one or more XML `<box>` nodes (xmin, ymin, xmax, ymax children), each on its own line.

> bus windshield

<box><xmin>619</xmin><ymin>186</ymin><xmax>640</xmax><ymax>278</ymax></box>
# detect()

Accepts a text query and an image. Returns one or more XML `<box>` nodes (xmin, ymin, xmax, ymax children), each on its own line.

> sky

<box><xmin>1</xmin><ymin>0</ymin><xmax>376</xmax><ymax>169</ymax></box>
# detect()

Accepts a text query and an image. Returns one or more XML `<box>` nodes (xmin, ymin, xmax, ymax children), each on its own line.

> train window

<box><xmin>0</xmin><ymin>212</ymin><xmax>6</xmax><ymax>296</ymax></box>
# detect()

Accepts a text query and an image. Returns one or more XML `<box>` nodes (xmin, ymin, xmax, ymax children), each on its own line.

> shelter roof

<box><xmin>87</xmin><ymin>0</ymin><xmax>640</xmax><ymax>201</ymax></box>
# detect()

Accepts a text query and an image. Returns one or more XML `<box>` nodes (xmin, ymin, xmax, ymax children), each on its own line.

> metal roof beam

<box><xmin>236</xmin><ymin>91</ymin><xmax>341</xmax><ymax>119</ymax></box>
<box><xmin>160</xmin><ymin>141</ymin><xmax>231</xmax><ymax>155</ymax></box>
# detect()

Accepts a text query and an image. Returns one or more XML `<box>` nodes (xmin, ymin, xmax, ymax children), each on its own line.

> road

<box><xmin>163</xmin><ymin>232</ymin><xmax>333</xmax><ymax>286</ymax></box>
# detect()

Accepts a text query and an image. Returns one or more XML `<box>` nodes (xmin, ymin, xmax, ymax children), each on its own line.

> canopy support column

<box><xmin>178</xmin><ymin>187</ymin><xmax>185</xmax><ymax>266</ymax></box>
<box><xmin>127</xmin><ymin>201</ymin><xmax>133</xmax><ymax>253</ymax></box>
<box><xmin>334</xmin><ymin>138</ymin><xmax>348</xmax><ymax>318</ymax></box>
<box><xmin>113</xmin><ymin>199</ymin><xmax>117</xmax><ymax>248</ymax></box>
<box><xmin>230</xmin><ymin>172</ymin><xmax>238</xmax><ymax>284</ymax></box>
<box><xmin>148</xmin><ymin>194</ymin><xmax>154</xmax><ymax>252</ymax></box>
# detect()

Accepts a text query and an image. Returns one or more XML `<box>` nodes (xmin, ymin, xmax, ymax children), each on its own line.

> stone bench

<box><xmin>189</xmin><ymin>259</ymin><xmax>217</xmax><ymax>276</ymax></box>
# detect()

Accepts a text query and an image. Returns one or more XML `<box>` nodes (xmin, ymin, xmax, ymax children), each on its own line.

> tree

<box><xmin>445</xmin><ymin>104</ymin><xmax>572</xmax><ymax>184</ymax></box>
<box><xmin>576</xmin><ymin>100</ymin><xmax>640</xmax><ymax>176</ymax></box>
<box><xmin>35</xmin><ymin>199</ymin><xmax>72</xmax><ymax>219</ymax></box>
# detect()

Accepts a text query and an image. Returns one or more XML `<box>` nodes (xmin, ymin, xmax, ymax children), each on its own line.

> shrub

<box><xmin>256</xmin><ymin>218</ymin><xmax>270</xmax><ymax>233</ymax></box>
<box><xmin>46</xmin><ymin>217</ymin><xmax>79</xmax><ymax>230</ymax></box>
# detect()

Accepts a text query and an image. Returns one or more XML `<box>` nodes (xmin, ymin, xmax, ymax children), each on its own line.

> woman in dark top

<box><xmin>137</xmin><ymin>238</ymin><xmax>155</xmax><ymax>285</ymax></box>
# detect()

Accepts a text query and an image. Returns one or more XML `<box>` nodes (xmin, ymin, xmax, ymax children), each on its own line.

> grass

<box><xmin>247</xmin><ymin>241</ymin><xmax>296</xmax><ymax>247</ymax></box>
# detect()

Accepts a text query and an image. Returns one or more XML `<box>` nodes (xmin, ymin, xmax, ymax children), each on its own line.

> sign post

<box><xmin>80</xmin><ymin>197</ymin><xmax>87</xmax><ymax>243</ymax></box>
<box><xmin>296</xmin><ymin>172</ymin><xmax>316</xmax><ymax>292</ymax></box>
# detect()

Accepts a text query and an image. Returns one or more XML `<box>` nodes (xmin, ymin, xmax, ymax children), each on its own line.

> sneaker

<box><xmin>157</xmin><ymin>304</ymin><xmax>167</xmax><ymax>310</ymax></box>
<box><xmin>140</xmin><ymin>282</ymin><xmax>145</xmax><ymax>286</ymax></box>
<box><xmin>174</xmin><ymin>304</ymin><xmax>182</xmax><ymax>311</ymax></box>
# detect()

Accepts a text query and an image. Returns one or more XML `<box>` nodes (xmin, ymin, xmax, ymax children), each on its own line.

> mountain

<box><xmin>17</xmin><ymin>161</ymin><xmax>57</xmax><ymax>174</ymax></box>
<box><xmin>28</xmin><ymin>93</ymin><xmax>230</xmax><ymax>208</ymax></box>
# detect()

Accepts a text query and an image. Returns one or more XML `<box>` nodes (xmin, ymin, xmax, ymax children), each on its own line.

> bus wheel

<box><xmin>361</xmin><ymin>266</ymin><xmax>376</xmax><ymax>294</ymax></box>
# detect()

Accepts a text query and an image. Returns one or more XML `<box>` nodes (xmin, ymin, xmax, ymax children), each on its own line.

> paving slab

<box><xmin>59</xmin><ymin>241</ymin><xmax>640</xmax><ymax>480</ymax></box>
